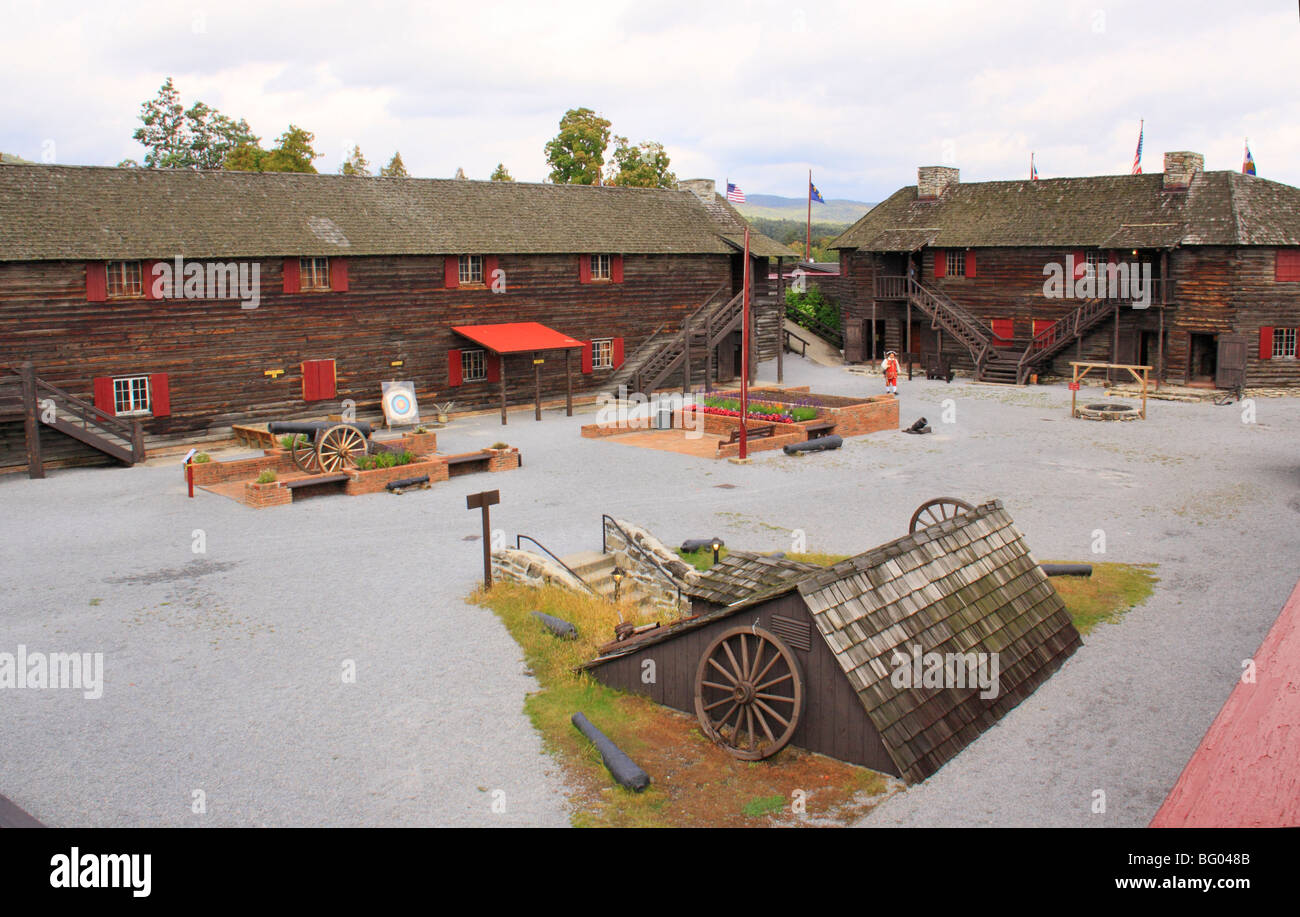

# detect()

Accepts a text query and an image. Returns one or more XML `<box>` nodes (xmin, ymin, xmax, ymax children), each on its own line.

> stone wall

<box><xmin>491</xmin><ymin>547</ymin><xmax>590</xmax><ymax>593</ymax></box>
<box><xmin>603</xmin><ymin>517</ymin><xmax>698</xmax><ymax>614</ymax></box>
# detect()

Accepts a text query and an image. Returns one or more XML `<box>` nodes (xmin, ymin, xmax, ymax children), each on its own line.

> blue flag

<box><xmin>810</xmin><ymin>182</ymin><xmax>825</xmax><ymax>203</ymax></box>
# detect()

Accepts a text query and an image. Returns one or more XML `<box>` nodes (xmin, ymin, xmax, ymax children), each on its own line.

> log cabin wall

<box><xmin>1225</xmin><ymin>247</ymin><xmax>1300</xmax><ymax>387</ymax></box>
<box><xmin>0</xmin><ymin>251</ymin><xmax>732</xmax><ymax>446</ymax></box>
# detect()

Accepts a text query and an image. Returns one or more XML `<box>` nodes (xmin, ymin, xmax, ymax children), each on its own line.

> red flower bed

<box><xmin>688</xmin><ymin>405</ymin><xmax>796</xmax><ymax>424</ymax></box>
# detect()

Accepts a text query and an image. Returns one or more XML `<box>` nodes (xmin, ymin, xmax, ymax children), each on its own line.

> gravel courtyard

<box><xmin>2</xmin><ymin>357</ymin><xmax>1296</xmax><ymax>827</ymax></box>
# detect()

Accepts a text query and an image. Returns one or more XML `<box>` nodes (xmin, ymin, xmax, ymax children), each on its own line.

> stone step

<box><xmin>560</xmin><ymin>550</ymin><xmax>615</xmax><ymax>577</ymax></box>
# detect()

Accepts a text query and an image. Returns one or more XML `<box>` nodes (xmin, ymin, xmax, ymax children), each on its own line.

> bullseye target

<box><xmin>381</xmin><ymin>381</ymin><xmax>420</xmax><ymax>426</ymax></box>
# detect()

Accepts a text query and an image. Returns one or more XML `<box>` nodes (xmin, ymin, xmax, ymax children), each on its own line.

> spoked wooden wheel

<box><xmin>316</xmin><ymin>424</ymin><xmax>368</xmax><ymax>473</ymax></box>
<box><xmin>695</xmin><ymin>626</ymin><xmax>803</xmax><ymax>761</ymax></box>
<box><xmin>908</xmin><ymin>497</ymin><xmax>975</xmax><ymax>533</ymax></box>
<box><xmin>288</xmin><ymin>434</ymin><xmax>319</xmax><ymax>473</ymax></box>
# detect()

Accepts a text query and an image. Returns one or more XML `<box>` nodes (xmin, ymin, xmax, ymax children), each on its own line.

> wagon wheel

<box><xmin>695</xmin><ymin>626</ymin><xmax>803</xmax><ymax>761</ymax></box>
<box><xmin>908</xmin><ymin>496</ymin><xmax>975</xmax><ymax>534</ymax></box>
<box><xmin>288</xmin><ymin>434</ymin><xmax>319</xmax><ymax>474</ymax></box>
<box><xmin>316</xmin><ymin>424</ymin><xmax>369</xmax><ymax>473</ymax></box>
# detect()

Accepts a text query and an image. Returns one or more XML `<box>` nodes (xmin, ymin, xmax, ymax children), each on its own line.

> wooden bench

<box><xmin>283</xmin><ymin>473</ymin><xmax>349</xmax><ymax>490</ymax></box>
<box><xmin>719</xmin><ymin>424</ymin><xmax>775</xmax><ymax>448</ymax></box>
<box><xmin>803</xmin><ymin>420</ymin><xmax>836</xmax><ymax>439</ymax></box>
<box><xmin>445</xmin><ymin>451</ymin><xmax>492</xmax><ymax>476</ymax></box>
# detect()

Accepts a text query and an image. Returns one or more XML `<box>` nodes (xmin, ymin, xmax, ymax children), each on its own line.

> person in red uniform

<box><xmin>881</xmin><ymin>351</ymin><xmax>900</xmax><ymax>395</ymax></box>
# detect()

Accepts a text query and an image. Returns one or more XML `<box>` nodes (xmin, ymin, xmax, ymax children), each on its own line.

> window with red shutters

<box><xmin>301</xmin><ymin>359</ymin><xmax>336</xmax><ymax>402</ymax></box>
<box><xmin>448</xmin><ymin>349</ymin><xmax>463</xmax><ymax>386</ymax></box>
<box><xmin>1276</xmin><ymin>250</ymin><xmax>1300</xmax><ymax>282</ymax></box>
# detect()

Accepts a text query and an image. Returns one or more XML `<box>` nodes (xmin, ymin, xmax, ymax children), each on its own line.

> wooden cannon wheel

<box><xmin>316</xmin><ymin>424</ymin><xmax>369</xmax><ymax>473</ymax></box>
<box><xmin>908</xmin><ymin>496</ymin><xmax>975</xmax><ymax>534</ymax></box>
<box><xmin>288</xmin><ymin>434</ymin><xmax>319</xmax><ymax>474</ymax></box>
<box><xmin>694</xmin><ymin>625</ymin><xmax>803</xmax><ymax>761</ymax></box>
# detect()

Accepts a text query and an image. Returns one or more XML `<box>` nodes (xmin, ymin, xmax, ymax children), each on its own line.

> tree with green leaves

<box><xmin>544</xmin><ymin>107</ymin><xmax>611</xmax><ymax>185</ymax></box>
<box><xmin>380</xmin><ymin>152</ymin><xmax>408</xmax><ymax>177</ymax></box>
<box><xmin>489</xmin><ymin>162</ymin><xmax>514</xmax><ymax>182</ymax></box>
<box><xmin>608</xmin><ymin>137</ymin><xmax>676</xmax><ymax>188</ymax></box>
<box><xmin>222</xmin><ymin>125</ymin><xmax>320</xmax><ymax>173</ymax></box>
<box><xmin>339</xmin><ymin>145</ymin><xmax>370</xmax><ymax>176</ymax></box>
<box><xmin>132</xmin><ymin>77</ymin><xmax>256</xmax><ymax>169</ymax></box>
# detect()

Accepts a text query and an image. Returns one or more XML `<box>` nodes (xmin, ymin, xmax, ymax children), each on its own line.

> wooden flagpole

<box><xmin>740</xmin><ymin>227</ymin><xmax>751</xmax><ymax>460</ymax></box>
<box><xmin>805</xmin><ymin>169</ymin><xmax>812</xmax><ymax>262</ymax></box>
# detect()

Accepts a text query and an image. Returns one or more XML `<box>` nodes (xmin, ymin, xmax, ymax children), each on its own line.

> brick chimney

<box><xmin>678</xmin><ymin>178</ymin><xmax>716</xmax><ymax>203</ymax></box>
<box><xmin>1163</xmin><ymin>151</ymin><xmax>1204</xmax><ymax>191</ymax></box>
<box><xmin>917</xmin><ymin>166</ymin><xmax>959</xmax><ymax>200</ymax></box>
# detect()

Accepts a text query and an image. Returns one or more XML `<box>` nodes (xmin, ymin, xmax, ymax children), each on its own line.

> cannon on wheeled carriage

<box><xmin>268</xmin><ymin>421</ymin><xmax>373</xmax><ymax>474</ymax></box>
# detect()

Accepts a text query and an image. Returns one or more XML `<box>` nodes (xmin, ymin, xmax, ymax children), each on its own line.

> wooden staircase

<box><xmin>1013</xmin><ymin>297</ymin><xmax>1120</xmax><ymax>385</ymax></box>
<box><xmin>2</xmin><ymin>363</ymin><xmax>145</xmax><ymax>476</ymax></box>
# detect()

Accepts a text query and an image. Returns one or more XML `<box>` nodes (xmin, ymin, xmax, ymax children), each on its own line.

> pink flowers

<box><xmin>688</xmin><ymin>405</ymin><xmax>796</xmax><ymax>424</ymax></box>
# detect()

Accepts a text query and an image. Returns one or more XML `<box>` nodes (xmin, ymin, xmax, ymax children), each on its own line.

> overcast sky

<box><xmin>2</xmin><ymin>0</ymin><xmax>1296</xmax><ymax>201</ymax></box>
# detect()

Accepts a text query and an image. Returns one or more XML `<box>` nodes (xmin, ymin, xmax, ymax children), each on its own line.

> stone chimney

<box><xmin>678</xmin><ymin>178</ymin><xmax>716</xmax><ymax>203</ymax></box>
<box><xmin>917</xmin><ymin>166</ymin><xmax>959</xmax><ymax>200</ymax></box>
<box><xmin>1162</xmin><ymin>151</ymin><xmax>1204</xmax><ymax>191</ymax></box>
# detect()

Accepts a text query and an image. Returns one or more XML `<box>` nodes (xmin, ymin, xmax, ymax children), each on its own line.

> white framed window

<box><xmin>945</xmin><ymin>250</ymin><xmax>964</xmax><ymax>277</ymax></box>
<box><xmin>461</xmin><ymin>349</ymin><xmax>487</xmax><ymax>382</ymax></box>
<box><xmin>107</xmin><ymin>261</ymin><xmax>143</xmax><ymax>298</ymax></box>
<box><xmin>1273</xmin><ymin>327</ymin><xmax>1297</xmax><ymax>359</ymax></box>
<box><xmin>591</xmin><ymin>338</ymin><xmax>613</xmax><ymax>369</ymax></box>
<box><xmin>459</xmin><ymin>255</ymin><xmax>484</xmax><ymax>285</ymax></box>
<box><xmin>590</xmin><ymin>254</ymin><xmax>612</xmax><ymax>280</ymax></box>
<box><xmin>113</xmin><ymin>375</ymin><xmax>150</xmax><ymax>415</ymax></box>
<box><xmin>300</xmin><ymin>257</ymin><xmax>331</xmax><ymax>291</ymax></box>
<box><xmin>1085</xmin><ymin>250</ymin><xmax>1108</xmax><ymax>278</ymax></box>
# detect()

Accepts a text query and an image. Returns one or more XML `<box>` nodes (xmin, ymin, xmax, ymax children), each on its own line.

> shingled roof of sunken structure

<box><xmin>796</xmin><ymin>499</ymin><xmax>1082</xmax><ymax>782</ymax></box>
<box><xmin>833</xmin><ymin>171</ymin><xmax>1300</xmax><ymax>252</ymax></box>
<box><xmin>686</xmin><ymin>551</ymin><xmax>822</xmax><ymax>607</ymax></box>
<box><xmin>0</xmin><ymin>163</ymin><xmax>773</xmax><ymax>261</ymax></box>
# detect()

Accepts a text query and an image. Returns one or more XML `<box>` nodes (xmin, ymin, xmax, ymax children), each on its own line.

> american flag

<box><xmin>1131</xmin><ymin>120</ymin><xmax>1144</xmax><ymax>175</ymax></box>
<box><xmin>726</xmin><ymin>182</ymin><xmax>746</xmax><ymax>203</ymax></box>
<box><xmin>1030</xmin><ymin>153</ymin><xmax>1038</xmax><ymax>181</ymax></box>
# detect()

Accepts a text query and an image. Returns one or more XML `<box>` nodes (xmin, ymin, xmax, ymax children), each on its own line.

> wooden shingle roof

<box><xmin>686</xmin><ymin>551</ymin><xmax>821</xmax><ymax>607</ymax></box>
<box><xmin>833</xmin><ymin>171</ymin><xmax>1300</xmax><ymax>252</ymax></box>
<box><xmin>0</xmin><ymin>163</ymin><xmax>754</xmax><ymax>261</ymax></box>
<box><xmin>797</xmin><ymin>500</ymin><xmax>1081</xmax><ymax>783</ymax></box>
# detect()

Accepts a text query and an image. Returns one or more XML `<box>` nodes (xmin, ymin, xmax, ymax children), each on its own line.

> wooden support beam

<box><xmin>534</xmin><ymin>351</ymin><xmax>541</xmax><ymax>421</ymax></box>
<box><xmin>776</xmin><ymin>257</ymin><xmax>785</xmax><ymax>383</ymax></box>
<box><xmin>20</xmin><ymin>361</ymin><xmax>43</xmax><ymax>479</ymax></box>
<box><xmin>565</xmin><ymin>349</ymin><xmax>573</xmax><ymax>417</ymax></box>
<box><xmin>683</xmin><ymin>314</ymin><xmax>691</xmax><ymax>393</ymax></box>
<box><xmin>500</xmin><ymin>354</ymin><xmax>508</xmax><ymax>425</ymax></box>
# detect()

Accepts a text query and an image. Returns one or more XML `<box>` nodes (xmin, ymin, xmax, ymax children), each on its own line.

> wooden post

<box><xmin>533</xmin><ymin>351</ymin><xmax>541</xmax><ymax>421</ymax></box>
<box><xmin>1111</xmin><ymin>305</ymin><xmax>1119</xmax><ymax>384</ymax></box>
<box><xmin>776</xmin><ymin>257</ymin><xmax>785</xmax><ymax>383</ymax></box>
<box><xmin>1159</xmin><ymin>250</ymin><xmax>1168</xmax><ymax>385</ymax></box>
<box><xmin>683</xmin><ymin>314</ymin><xmax>691</xmax><ymax>392</ymax></box>
<box><xmin>132</xmin><ymin>420</ymin><xmax>144</xmax><ymax>463</ymax></box>
<box><xmin>871</xmin><ymin>299</ymin><xmax>878</xmax><ymax>362</ymax></box>
<box><xmin>466</xmin><ymin>490</ymin><xmax>500</xmax><ymax>591</ymax></box>
<box><xmin>1071</xmin><ymin>364</ymin><xmax>1078</xmax><ymax>417</ymax></box>
<box><xmin>19</xmin><ymin>361</ymin><xmax>43</xmax><ymax>479</ymax></box>
<box><xmin>565</xmin><ymin>349</ymin><xmax>573</xmax><ymax>417</ymax></box>
<box><xmin>499</xmin><ymin>354</ymin><xmax>507</xmax><ymax>426</ymax></box>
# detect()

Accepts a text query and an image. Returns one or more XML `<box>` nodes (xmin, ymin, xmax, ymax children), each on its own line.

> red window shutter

<box><xmin>933</xmin><ymin>251</ymin><xmax>946</xmax><ymax>279</ymax></box>
<box><xmin>301</xmin><ymin>359</ymin><xmax>335</xmax><ymax>401</ymax></box>
<box><xmin>581</xmin><ymin>341</ymin><xmax>593</xmax><ymax>373</ymax></box>
<box><xmin>448</xmin><ymin>349</ymin><xmax>463</xmax><ymax>386</ymax></box>
<box><xmin>484</xmin><ymin>255</ymin><xmax>499</xmax><ymax>288</ymax></box>
<box><xmin>1107</xmin><ymin>251</ymin><xmax>1118</xmax><ymax>265</ymax></box>
<box><xmin>579</xmin><ymin>255</ymin><xmax>592</xmax><ymax>284</ymax></box>
<box><xmin>965</xmin><ymin>251</ymin><xmax>976</xmax><ymax>278</ymax></box>
<box><xmin>320</xmin><ymin>360</ymin><xmax>336</xmax><ymax>400</ymax></box>
<box><xmin>301</xmin><ymin>361</ymin><xmax>318</xmax><ymax>401</ymax></box>
<box><xmin>1073</xmin><ymin>250</ymin><xmax>1087</xmax><ymax>280</ymax></box>
<box><xmin>612</xmin><ymin>337</ymin><xmax>625</xmax><ymax>369</ymax></box>
<box><xmin>611</xmin><ymin>255</ymin><xmax>624</xmax><ymax>283</ymax></box>
<box><xmin>444</xmin><ymin>256</ymin><xmax>459</xmax><ymax>289</ymax></box>
<box><xmin>86</xmin><ymin>263</ymin><xmax>107</xmax><ymax>302</ymax></box>
<box><xmin>1277</xmin><ymin>250</ymin><xmax>1300</xmax><ymax>282</ymax></box>
<box><xmin>330</xmin><ymin>258</ymin><xmax>348</xmax><ymax>292</ymax></box>
<box><xmin>283</xmin><ymin>258</ymin><xmax>301</xmax><ymax>294</ymax></box>
<box><xmin>991</xmin><ymin>319</ymin><xmax>1014</xmax><ymax>344</ymax></box>
<box><xmin>143</xmin><ymin>261</ymin><xmax>163</xmax><ymax>300</ymax></box>
<box><xmin>1259</xmin><ymin>327</ymin><xmax>1274</xmax><ymax>360</ymax></box>
<box><xmin>148</xmin><ymin>373</ymin><xmax>171</xmax><ymax>417</ymax></box>
<box><xmin>93</xmin><ymin>376</ymin><xmax>115</xmax><ymax>414</ymax></box>
<box><xmin>486</xmin><ymin>353</ymin><xmax>501</xmax><ymax>384</ymax></box>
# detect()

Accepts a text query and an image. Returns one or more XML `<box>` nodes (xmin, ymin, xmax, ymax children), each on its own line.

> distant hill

<box><xmin>734</xmin><ymin>193</ymin><xmax>875</xmax><ymax>225</ymax></box>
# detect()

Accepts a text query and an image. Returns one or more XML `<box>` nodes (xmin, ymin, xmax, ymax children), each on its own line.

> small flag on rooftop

<box><xmin>1131</xmin><ymin>120</ymin><xmax>1144</xmax><ymax>175</ymax></box>
<box><xmin>810</xmin><ymin>181</ymin><xmax>825</xmax><ymax>203</ymax></box>
<box><xmin>1243</xmin><ymin>140</ymin><xmax>1257</xmax><ymax>176</ymax></box>
<box><xmin>726</xmin><ymin>182</ymin><xmax>746</xmax><ymax>203</ymax></box>
<box><xmin>1030</xmin><ymin>152</ymin><xmax>1039</xmax><ymax>181</ymax></box>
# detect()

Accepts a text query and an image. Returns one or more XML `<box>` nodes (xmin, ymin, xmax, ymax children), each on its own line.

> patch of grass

<box><xmin>474</xmin><ymin>582</ymin><xmax>896</xmax><ymax>827</ymax></box>
<box><xmin>786</xmin><ymin>552</ymin><xmax>850</xmax><ymax>567</ymax></box>
<box><xmin>191</xmin><ymin>452</ymin><xmax>211</xmax><ymax>464</ymax></box>
<box><xmin>88</xmin><ymin>598</ymin><xmax>102</xmax><ymax>606</ymax></box>
<box><xmin>1047</xmin><ymin>561</ymin><xmax>1159</xmax><ymax>634</ymax></box>
<box><xmin>254</xmin><ymin>469</ymin><xmax>277</xmax><ymax>484</ymax></box>
<box><xmin>355</xmin><ymin>450</ymin><xmax>417</xmax><ymax>471</ymax></box>
<box><xmin>278</xmin><ymin>434</ymin><xmax>308</xmax><ymax>451</ymax></box>
<box><xmin>678</xmin><ymin>547</ymin><xmax>729</xmax><ymax>570</ymax></box>
<box><xmin>742</xmin><ymin>794</ymin><xmax>785</xmax><ymax>818</ymax></box>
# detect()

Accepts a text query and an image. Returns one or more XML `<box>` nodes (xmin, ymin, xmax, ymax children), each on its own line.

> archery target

<box><xmin>381</xmin><ymin>381</ymin><xmax>420</xmax><ymax>425</ymax></box>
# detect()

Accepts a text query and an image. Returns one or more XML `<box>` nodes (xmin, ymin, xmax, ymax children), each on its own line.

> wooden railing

<box><xmin>874</xmin><ymin>275</ymin><xmax>909</xmax><ymax>299</ymax></box>
<box><xmin>905</xmin><ymin>278</ymin><xmax>994</xmax><ymax>370</ymax></box>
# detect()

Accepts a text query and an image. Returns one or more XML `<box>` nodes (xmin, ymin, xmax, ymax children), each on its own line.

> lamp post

<box><xmin>611</xmin><ymin>565</ymin><xmax>625</xmax><ymax>604</ymax></box>
<box><xmin>710</xmin><ymin>538</ymin><xmax>722</xmax><ymax>567</ymax></box>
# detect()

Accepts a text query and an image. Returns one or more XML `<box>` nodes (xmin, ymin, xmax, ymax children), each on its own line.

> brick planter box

<box><xmin>486</xmin><ymin>447</ymin><xmax>520</xmax><ymax>472</ymax></box>
<box><xmin>243</xmin><ymin>480</ymin><xmax>291</xmax><ymax>508</ymax></box>
<box><xmin>674</xmin><ymin>409</ymin><xmax>807</xmax><ymax>458</ymax></box>
<box><xmin>402</xmin><ymin>431</ymin><xmax>438</xmax><ymax>456</ymax></box>
<box><xmin>709</xmin><ymin>388</ymin><xmax>899</xmax><ymax>438</ymax></box>
<box><xmin>190</xmin><ymin>450</ymin><xmax>295</xmax><ymax>486</ymax></box>
<box><xmin>345</xmin><ymin>459</ymin><xmax>449</xmax><ymax>496</ymax></box>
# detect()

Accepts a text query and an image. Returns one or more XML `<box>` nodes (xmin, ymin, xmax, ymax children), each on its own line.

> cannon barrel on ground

<box><xmin>1041</xmin><ymin>563</ymin><xmax>1093</xmax><ymax>577</ymax></box>
<box><xmin>783</xmin><ymin>434</ymin><xmax>843</xmax><ymax>455</ymax></box>
<box><xmin>571</xmin><ymin>712</ymin><xmax>651</xmax><ymax>792</ymax></box>
<box><xmin>268</xmin><ymin>420</ymin><xmax>373</xmax><ymax>438</ymax></box>
<box><xmin>531</xmin><ymin>611</ymin><xmax>579</xmax><ymax>640</ymax></box>
<box><xmin>680</xmin><ymin>538</ymin><xmax>724</xmax><ymax>553</ymax></box>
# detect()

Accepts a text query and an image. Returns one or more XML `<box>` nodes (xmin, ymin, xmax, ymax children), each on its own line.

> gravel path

<box><xmin>2</xmin><ymin>358</ymin><xmax>1296</xmax><ymax>826</ymax></box>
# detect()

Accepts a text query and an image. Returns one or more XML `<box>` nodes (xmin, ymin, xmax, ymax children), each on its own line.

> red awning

<box><xmin>451</xmin><ymin>322</ymin><xmax>584</xmax><ymax>354</ymax></box>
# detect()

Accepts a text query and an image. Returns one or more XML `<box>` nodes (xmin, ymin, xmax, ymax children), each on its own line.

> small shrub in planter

<box><xmin>490</xmin><ymin>442</ymin><xmax>510</xmax><ymax>450</ymax></box>
<box><xmin>255</xmin><ymin>469</ymin><xmax>278</xmax><ymax>484</ymax></box>
<box><xmin>279</xmin><ymin>434</ymin><xmax>308</xmax><ymax>451</ymax></box>
<box><xmin>191</xmin><ymin>453</ymin><xmax>211</xmax><ymax>464</ymax></box>
<box><xmin>355</xmin><ymin>451</ymin><xmax>417</xmax><ymax>471</ymax></box>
